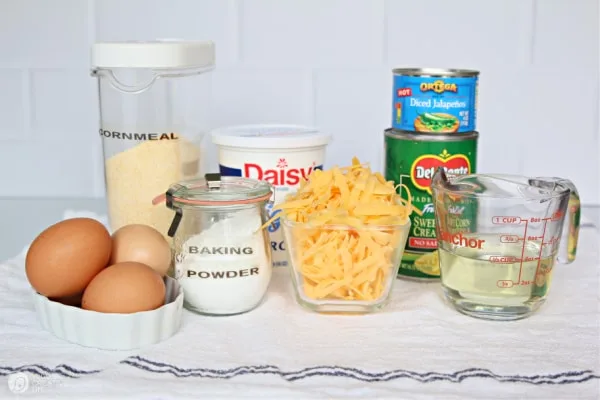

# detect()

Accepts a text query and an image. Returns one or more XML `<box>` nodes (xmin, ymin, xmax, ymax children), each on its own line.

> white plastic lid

<box><xmin>91</xmin><ymin>40</ymin><xmax>215</xmax><ymax>69</ymax></box>
<box><xmin>211</xmin><ymin>124</ymin><xmax>331</xmax><ymax>149</ymax></box>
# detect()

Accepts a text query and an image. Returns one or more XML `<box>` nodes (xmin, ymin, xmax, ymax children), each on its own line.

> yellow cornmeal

<box><xmin>105</xmin><ymin>137</ymin><xmax>201</xmax><ymax>241</ymax></box>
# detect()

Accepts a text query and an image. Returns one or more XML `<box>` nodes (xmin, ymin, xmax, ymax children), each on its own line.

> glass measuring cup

<box><xmin>430</xmin><ymin>168</ymin><xmax>581</xmax><ymax>321</ymax></box>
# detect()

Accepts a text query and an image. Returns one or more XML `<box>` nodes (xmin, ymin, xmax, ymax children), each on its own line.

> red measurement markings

<box><xmin>534</xmin><ymin>219</ymin><xmax>548</xmax><ymax>279</ymax></box>
<box><xmin>492</xmin><ymin>216</ymin><xmax>522</xmax><ymax>224</ymax></box>
<box><xmin>551</xmin><ymin>209</ymin><xmax>564</xmax><ymax>221</ymax></box>
<box><xmin>526</xmin><ymin>235</ymin><xmax>543</xmax><ymax>241</ymax></box>
<box><xmin>541</xmin><ymin>236</ymin><xmax>560</xmax><ymax>246</ymax></box>
<box><xmin>497</xmin><ymin>280</ymin><xmax>536</xmax><ymax>288</ymax></box>
<box><xmin>490</xmin><ymin>215</ymin><xmax>554</xmax><ymax>288</ymax></box>
<box><xmin>489</xmin><ymin>256</ymin><xmax>520</xmax><ymax>263</ymax></box>
<box><xmin>497</xmin><ymin>280</ymin><xmax>514</xmax><ymax>288</ymax></box>
<box><xmin>517</xmin><ymin>219</ymin><xmax>529</xmax><ymax>282</ymax></box>
<box><xmin>500</xmin><ymin>235</ymin><xmax>521</xmax><ymax>243</ymax></box>
<box><xmin>490</xmin><ymin>216</ymin><xmax>530</xmax><ymax>282</ymax></box>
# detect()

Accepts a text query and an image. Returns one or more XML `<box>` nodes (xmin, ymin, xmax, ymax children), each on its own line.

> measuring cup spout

<box><xmin>431</xmin><ymin>167</ymin><xmax>448</xmax><ymax>189</ymax></box>
<box><xmin>527</xmin><ymin>177</ymin><xmax>571</xmax><ymax>194</ymax></box>
<box><xmin>431</xmin><ymin>167</ymin><xmax>480</xmax><ymax>194</ymax></box>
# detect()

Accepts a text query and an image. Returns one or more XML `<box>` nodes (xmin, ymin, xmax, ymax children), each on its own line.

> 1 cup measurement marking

<box><xmin>491</xmin><ymin>215</ymin><xmax>559</xmax><ymax>288</ymax></box>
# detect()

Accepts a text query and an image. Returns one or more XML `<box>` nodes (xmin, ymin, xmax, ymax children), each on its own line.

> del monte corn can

<box><xmin>392</xmin><ymin>68</ymin><xmax>479</xmax><ymax>134</ymax></box>
<box><xmin>384</xmin><ymin>129</ymin><xmax>478</xmax><ymax>280</ymax></box>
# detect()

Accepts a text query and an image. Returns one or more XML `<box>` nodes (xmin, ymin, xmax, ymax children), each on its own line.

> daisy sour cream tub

<box><xmin>211</xmin><ymin>124</ymin><xmax>332</xmax><ymax>268</ymax></box>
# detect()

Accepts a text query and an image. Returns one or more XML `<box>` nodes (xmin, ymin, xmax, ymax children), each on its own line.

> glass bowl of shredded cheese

<box><xmin>282</xmin><ymin>218</ymin><xmax>410</xmax><ymax>313</ymax></box>
<box><xmin>264</xmin><ymin>157</ymin><xmax>415</xmax><ymax>314</ymax></box>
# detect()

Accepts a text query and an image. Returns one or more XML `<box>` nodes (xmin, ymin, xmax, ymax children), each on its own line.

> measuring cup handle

<box><xmin>556</xmin><ymin>179</ymin><xmax>581</xmax><ymax>264</ymax></box>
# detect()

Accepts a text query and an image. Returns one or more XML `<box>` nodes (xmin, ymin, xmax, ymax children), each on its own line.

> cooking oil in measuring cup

<box><xmin>440</xmin><ymin>234</ymin><xmax>556</xmax><ymax>310</ymax></box>
<box><xmin>430</xmin><ymin>169</ymin><xmax>581</xmax><ymax>321</ymax></box>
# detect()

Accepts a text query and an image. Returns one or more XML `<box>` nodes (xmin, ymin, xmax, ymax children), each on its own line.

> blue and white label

<box><xmin>392</xmin><ymin>74</ymin><xmax>478</xmax><ymax>133</ymax></box>
<box><xmin>263</xmin><ymin>202</ymin><xmax>288</xmax><ymax>267</ymax></box>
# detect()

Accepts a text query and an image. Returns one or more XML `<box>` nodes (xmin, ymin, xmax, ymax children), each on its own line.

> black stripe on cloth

<box><xmin>119</xmin><ymin>356</ymin><xmax>600</xmax><ymax>385</ymax></box>
<box><xmin>0</xmin><ymin>364</ymin><xmax>100</xmax><ymax>378</ymax></box>
<box><xmin>2</xmin><ymin>357</ymin><xmax>598</xmax><ymax>385</ymax></box>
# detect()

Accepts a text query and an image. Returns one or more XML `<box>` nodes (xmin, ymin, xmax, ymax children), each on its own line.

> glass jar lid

<box><xmin>160</xmin><ymin>173</ymin><xmax>272</xmax><ymax>208</ymax></box>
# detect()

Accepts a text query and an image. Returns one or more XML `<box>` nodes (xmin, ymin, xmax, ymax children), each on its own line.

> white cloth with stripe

<box><xmin>0</xmin><ymin>211</ymin><xmax>598</xmax><ymax>400</ymax></box>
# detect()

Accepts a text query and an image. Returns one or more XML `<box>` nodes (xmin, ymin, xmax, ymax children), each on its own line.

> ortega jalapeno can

<box><xmin>392</xmin><ymin>68</ymin><xmax>479</xmax><ymax>134</ymax></box>
<box><xmin>384</xmin><ymin>129</ymin><xmax>478</xmax><ymax>280</ymax></box>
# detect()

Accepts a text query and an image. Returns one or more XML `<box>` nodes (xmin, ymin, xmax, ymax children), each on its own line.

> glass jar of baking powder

<box><xmin>158</xmin><ymin>173</ymin><xmax>273</xmax><ymax>316</ymax></box>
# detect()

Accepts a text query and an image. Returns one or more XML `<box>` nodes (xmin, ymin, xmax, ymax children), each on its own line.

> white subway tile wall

<box><xmin>0</xmin><ymin>0</ymin><xmax>598</xmax><ymax>203</ymax></box>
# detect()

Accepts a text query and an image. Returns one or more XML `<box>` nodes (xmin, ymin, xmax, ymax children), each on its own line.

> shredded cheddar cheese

<box><xmin>261</xmin><ymin>157</ymin><xmax>417</xmax><ymax>302</ymax></box>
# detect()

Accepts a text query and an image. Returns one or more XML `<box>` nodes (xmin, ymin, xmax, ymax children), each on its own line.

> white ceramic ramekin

<box><xmin>31</xmin><ymin>276</ymin><xmax>184</xmax><ymax>350</ymax></box>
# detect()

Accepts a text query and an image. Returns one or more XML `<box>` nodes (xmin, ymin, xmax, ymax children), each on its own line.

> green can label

<box><xmin>384</xmin><ymin>131</ymin><xmax>478</xmax><ymax>279</ymax></box>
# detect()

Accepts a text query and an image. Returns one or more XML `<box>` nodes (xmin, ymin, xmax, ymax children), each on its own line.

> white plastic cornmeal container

<box><xmin>91</xmin><ymin>40</ymin><xmax>214</xmax><ymax>238</ymax></box>
<box><xmin>211</xmin><ymin>124</ymin><xmax>332</xmax><ymax>268</ymax></box>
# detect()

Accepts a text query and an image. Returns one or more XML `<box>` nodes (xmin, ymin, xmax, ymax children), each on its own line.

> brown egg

<box><xmin>82</xmin><ymin>262</ymin><xmax>166</xmax><ymax>314</ymax></box>
<box><xmin>110</xmin><ymin>224</ymin><xmax>171</xmax><ymax>276</ymax></box>
<box><xmin>25</xmin><ymin>218</ymin><xmax>112</xmax><ymax>298</ymax></box>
